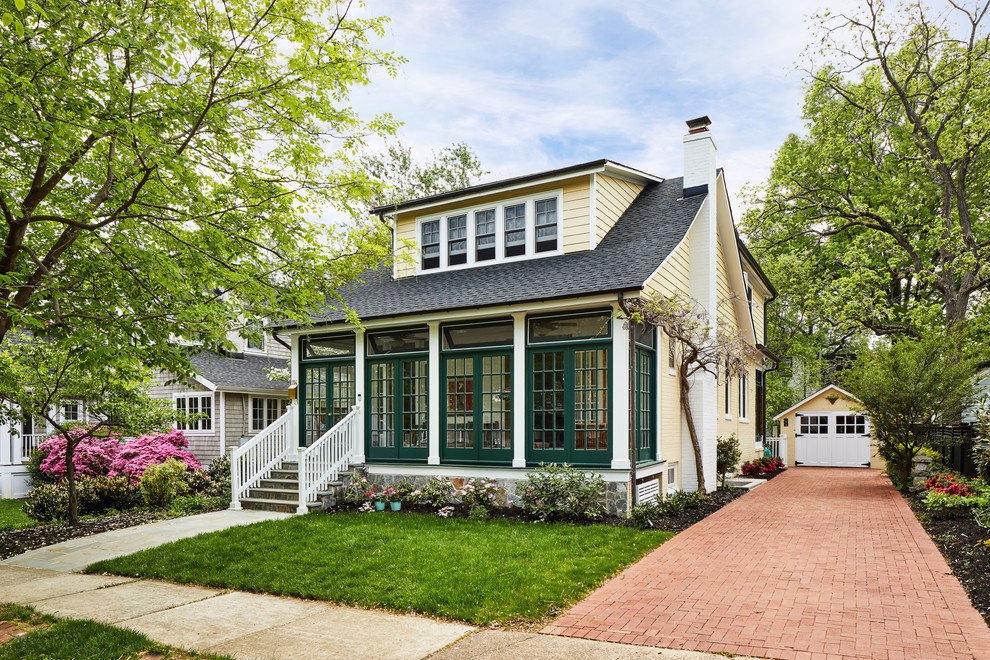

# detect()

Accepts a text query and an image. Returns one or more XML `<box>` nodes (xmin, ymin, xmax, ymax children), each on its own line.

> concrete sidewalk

<box><xmin>2</xmin><ymin>509</ymin><xmax>289</xmax><ymax>572</ymax></box>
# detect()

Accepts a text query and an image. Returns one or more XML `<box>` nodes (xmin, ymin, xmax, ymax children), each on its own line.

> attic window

<box><xmin>422</xmin><ymin>220</ymin><xmax>440</xmax><ymax>270</ymax></box>
<box><xmin>448</xmin><ymin>214</ymin><xmax>467</xmax><ymax>265</ymax></box>
<box><xmin>504</xmin><ymin>203</ymin><xmax>526</xmax><ymax>257</ymax></box>
<box><xmin>476</xmin><ymin>209</ymin><xmax>496</xmax><ymax>261</ymax></box>
<box><xmin>535</xmin><ymin>198</ymin><xmax>557</xmax><ymax>252</ymax></box>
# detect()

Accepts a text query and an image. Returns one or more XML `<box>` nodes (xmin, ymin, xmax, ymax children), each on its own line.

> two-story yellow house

<box><xmin>230</xmin><ymin>117</ymin><xmax>776</xmax><ymax>515</ymax></box>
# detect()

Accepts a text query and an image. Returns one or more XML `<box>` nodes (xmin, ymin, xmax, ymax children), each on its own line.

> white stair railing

<box><xmin>230</xmin><ymin>407</ymin><xmax>293</xmax><ymax>510</ymax></box>
<box><xmin>297</xmin><ymin>404</ymin><xmax>362</xmax><ymax>515</ymax></box>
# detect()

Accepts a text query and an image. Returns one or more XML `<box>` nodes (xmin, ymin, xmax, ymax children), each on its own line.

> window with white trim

<box><xmin>504</xmin><ymin>203</ymin><xmax>526</xmax><ymax>257</ymax></box>
<box><xmin>252</xmin><ymin>397</ymin><xmax>288</xmax><ymax>432</ymax></box>
<box><xmin>245</xmin><ymin>320</ymin><xmax>265</xmax><ymax>352</ymax></box>
<box><xmin>724</xmin><ymin>375</ymin><xmax>731</xmax><ymax>416</ymax></box>
<box><xmin>667</xmin><ymin>462</ymin><xmax>678</xmax><ymax>493</ymax></box>
<box><xmin>535</xmin><ymin>197</ymin><xmax>557</xmax><ymax>252</ymax></box>
<box><xmin>738</xmin><ymin>372</ymin><xmax>748</xmax><ymax>420</ymax></box>
<box><xmin>422</xmin><ymin>220</ymin><xmax>440</xmax><ymax>270</ymax></box>
<box><xmin>175</xmin><ymin>394</ymin><xmax>213</xmax><ymax>432</ymax></box>
<box><xmin>448</xmin><ymin>214</ymin><xmax>467</xmax><ymax>265</ymax></box>
<box><xmin>475</xmin><ymin>209</ymin><xmax>495</xmax><ymax>261</ymax></box>
<box><xmin>668</xmin><ymin>338</ymin><xmax>676</xmax><ymax>372</ymax></box>
<box><xmin>62</xmin><ymin>402</ymin><xmax>81</xmax><ymax>422</ymax></box>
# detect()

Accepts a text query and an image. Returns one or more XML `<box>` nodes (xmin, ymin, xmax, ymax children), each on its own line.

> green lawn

<box><xmin>0</xmin><ymin>603</ymin><xmax>231</xmax><ymax>659</ymax></box>
<box><xmin>87</xmin><ymin>512</ymin><xmax>671</xmax><ymax>624</ymax></box>
<box><xmin>0</xmin><ymin>499</ymin><xmax>35</xmax><ymax>530</ymax></box>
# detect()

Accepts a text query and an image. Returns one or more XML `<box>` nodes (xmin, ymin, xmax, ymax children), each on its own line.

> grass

<box><xmin>87</xmin><ymin>512</ymin><xmax>672</xmax><ymax>624</ymax></box>
<box><xmin>0</xmin><ymin>603</ymin><xmax>231</xmax><ymax>659</ymax></box>
<box><xmin>0</xmin><ymin>500</ymin><xmax>35</xmax><ymax>530</ymax></box>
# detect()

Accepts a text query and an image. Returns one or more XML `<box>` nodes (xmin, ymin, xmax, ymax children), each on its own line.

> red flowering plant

<box><xmin>740</xmin><ymin>456</ymin><xmax>785</xmax><ymax>478</ymax></box>
<box><xmin>109</xmin><ymin>429</ymin><xmax>202</xmax><ymax>484</ymax></box>
<box><xmin>925</xmin><ymin>472</ymin><xmax>972</xmax><ymax>497</ymax></box>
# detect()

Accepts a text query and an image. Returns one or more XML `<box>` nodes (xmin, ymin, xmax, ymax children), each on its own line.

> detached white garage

<box><xmin>773</xmin><ymin>385</ymin><xmax>878</xmax><ymax>469</ymax></box>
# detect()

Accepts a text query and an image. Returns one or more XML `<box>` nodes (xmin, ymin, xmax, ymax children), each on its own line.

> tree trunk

<box><xmin>66</xmin><ymin>440</ymin><xmax>79</xmax><ymax>525</ymax></box>
<box><xmin>678</xmin><ymin>368</ymin><xmax>707</xmax><ymax>493</ymax></box>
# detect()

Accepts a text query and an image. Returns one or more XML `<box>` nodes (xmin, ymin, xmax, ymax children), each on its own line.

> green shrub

<box><xmin>628</xmin><ymin>489</ymin><xmax>709</xmax><ymax>529</ymax></box>
<box><xmin>629</xmin><ymin>500</ymin><xmax>662</xmax><ymax>529</ymax></box>
<box><xmin>168</xmin><ymin>494</ymin><xmax>226</xmax><ymax>517</ymax></box>
<box><xmin>923</xmin><ymin>490</ymin><xmax>989</xmax><ymax>518</ymax></box>
<box><xmin>139</xmin><ymin>458</ymin><xmax>190</xmax><ymax>508</ymax></box>
<box><xmin>25</xmin><ymin>447</ymin><xmax>59</xmax><ymax>487</ymax></box>
<box><xmin>716</xmin><ymin>435</ymin><xmax>742</xmax><ymax>487</ymax></box>
<box><xmin>184</xmin><ymin>457</ymin><xmax>230</xmax><ymax>499</ymax></box>
<box><xmin>973</xmin><ymin>437</ymin><xmax>990</xmax><ymax>484</ymax></box>
<box><xmin>975</xmin><ymin>505</ymin><xmax>990</xmax><ymax>529</ymax></box>
<box><xmin>519</xmin><ymin>463</ymin><xmax>605</xmax><ymax>520</ymax></box>
<box><xmin>208</xmin><ymin>455</ymin><xmax>230</xmax><ymax>482</ymax></box>
<box><xmin>468</xmin><ymin>503</ymin><xmax>490</xmax><ymax>520</ymax></box>
<box><xmin>23</xmin><ymin>475</ymin><xmax>140</xmax><ymax>522</ymax></box>
<box><xmin>667</xmin><ymin>489</ymin><xmax>707</xmax><ymax>510</ymax></box>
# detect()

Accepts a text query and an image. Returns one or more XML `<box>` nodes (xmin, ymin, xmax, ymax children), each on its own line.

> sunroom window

<box><xmin>535</xmin><ymin>198</ymin><xmax>557</xmax><ymax>252</ymax></box>
<box><xmin>422</xmin><ymin>220</ymin><xmax>440</xmax><ymax>270</ymax></box>
<box><xmin>504</xmin><ymin>203</ymin><xmax>526</xmax><ymax>257</ymax></box>
<box><xmin>475</xmin><ymin>209</ymin><xmax>495</xmax><ymax>261</ymax></box>
<box><xmin>448</xmin><ymin>214</ymin><xmax>467</xmax><ymax>265</ymax></box>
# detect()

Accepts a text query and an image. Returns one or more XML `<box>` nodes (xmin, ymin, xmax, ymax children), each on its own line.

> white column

<box><xmin>0</xmin><ymin>416</ymin><xmax>11</xmax><ymax>467</ymax></box>
<box><xmin>512</xmin><ymin>312</ymin><xmax>527</xmax><ymax>468</ymax></box>
<box><xmin>428</xmin><ymin>321</ymin><xmax>441</xmax><ymax>465</ymax></box>
<box><xmin>354</xmin><ymin>328</ymin><xmax>366</xmax><ymax>464</ymax></box>
<box><xmin>611</xmin><ymin>315</ymin><xmax>631</xmax><ymax>470</ymax></box>
<box><xmin>655</xmin><ymin>347</ymin><xmax>663</xmax><ymax>462</ymax></box>
<box><xmin>287</xmin><ymin>334</ymin><xmax>301</xmax><ymax>461</ymax></box>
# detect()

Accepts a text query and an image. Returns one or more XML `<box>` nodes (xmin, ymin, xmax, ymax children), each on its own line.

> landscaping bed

<box><xmin>0</xmin><ymin>501</ymin><xmax>227</xmax><ymax>560</ymax></box>
<box><xmin>907</xmin><ymin>490</ymin><xmax>990</xmax><ymax>626</ymax></box>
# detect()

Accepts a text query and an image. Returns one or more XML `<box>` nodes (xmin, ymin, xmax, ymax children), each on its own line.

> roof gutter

<box><xmin>271</xmin><ymin>332</ymin><xmax>291</xmax><ymax>352</ymax></box>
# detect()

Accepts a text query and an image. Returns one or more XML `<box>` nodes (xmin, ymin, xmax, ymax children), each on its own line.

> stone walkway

<box><xmin>543</xmin><ymin>468</ymin><xmax>990</xmax><ymax>660</ymax></box>
<box><xmin>2</xmin><ymin>509</ymin><xmax>290</xmax><ymax>572</ymax></box>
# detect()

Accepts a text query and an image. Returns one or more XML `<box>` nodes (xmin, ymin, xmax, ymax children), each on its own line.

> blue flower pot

<box><xmin>390</xmin><ymin>501</ymin><xmax>401</xmax><ymax>511</ymax></box>
<box><xmin>374</xmin><ymin>501</ymin><xmax>385</xmax><ymax>511</ymax></box>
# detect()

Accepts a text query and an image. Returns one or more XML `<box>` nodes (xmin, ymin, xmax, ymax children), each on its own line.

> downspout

<box><xmin>271</xmin><ymin>332</ymin><xmax>291</xmax><ymax>352</ymax></box>
<box><xmin>618</xmin><ymin>293</ymin><xmax>637</xmax><ymax>508</ymax></box>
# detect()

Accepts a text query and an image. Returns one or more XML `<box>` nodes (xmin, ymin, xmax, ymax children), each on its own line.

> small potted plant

<box><xmin>384</xmin><ymin>487</ymin><xmax>401</xmax><ymax>511</ymax></box>
<box><xmin>365</xmin><ymin>486</ymin><xmax>386</xmax><ymax>511</ymax></box>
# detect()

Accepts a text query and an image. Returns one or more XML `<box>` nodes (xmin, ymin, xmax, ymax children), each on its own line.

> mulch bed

<box><xmin>0</xmin><ymin>506</ymin><xmax>226</xmax><ymax>561</ymax></box>
<box><xmin>906</xmin><ymin>491</ymin><xmax>990</xmax><ymax>626</ymax></box>
<box><xmin>323</xmin><ymin>487</ymin><xmax>747</xmax><ymax>533</ymax></box>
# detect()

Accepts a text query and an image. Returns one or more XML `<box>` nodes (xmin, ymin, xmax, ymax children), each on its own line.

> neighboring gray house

<box><xmin>148</xmin><ymin>330</ymin><xmax>291</xmax><ymax>464</ymax></box>
<box><xmin>0</xmin><ymin>327</ymin><xmax>290</xmax><ymax>498</ymax></box>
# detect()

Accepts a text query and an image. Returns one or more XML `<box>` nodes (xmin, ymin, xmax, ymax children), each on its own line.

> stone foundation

<box><xmin>355</xmin><ymin>470</ymin><xmax>630</xmax><ymax>517</ymax></box>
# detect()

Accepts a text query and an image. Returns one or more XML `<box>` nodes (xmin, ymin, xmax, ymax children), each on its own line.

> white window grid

<box><xmin>175</xmin><ymin>393</ymin><xmax>213</xmax><ymax>433</ymax></box>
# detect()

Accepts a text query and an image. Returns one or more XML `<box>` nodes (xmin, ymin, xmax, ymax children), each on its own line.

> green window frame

<box><xmin>635</xmin><ymin>339</ymin><xmax>657</xmax><ymax>464</ymax></box>
<box><xmin>527</xmin><ymin>341</ymin><xmax>612</xmax><ymax>467</ymax></box>
<box><xmin>365</xmin><ymin>327</ymin><xmax>429</xmax><ymax>463</ymax></box>
<box><xmin>299</xmin><ymin>333</ymin><xmax>356</xmax><ymax>447</ymax></box>
<box><xmin>441</xmin><ymin>350</ymin><xmax>513</xmax><ymax>465</ymax></box>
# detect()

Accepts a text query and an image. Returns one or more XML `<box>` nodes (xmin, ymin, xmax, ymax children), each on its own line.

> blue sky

<box><xmin>347</xmin><ymin>1</ymin><xmax>841</xmax><ymax>209</ymax></box>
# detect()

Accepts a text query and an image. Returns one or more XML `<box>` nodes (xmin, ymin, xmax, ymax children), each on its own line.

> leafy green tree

<box><xmin>745</xmin><ymin>1</ymin><xmax>990</xmax><ymax>362</ymax></box>
<box><xmin>841</xmin><ymin>335</ymin><xmax>976</xmax><ymax>490</ymax></box>
<box><xmin>361</xmin><ymin>141</ymin><xmax>487</xmax><ymax>209</ymax></box>
<box><xmin>0</xmin><ymin>0</ymin><xmax>400</xmax><ymax>372</ymax></box>
<box><xmin>0</xmin><ymin>335</ymin><xmax>176</xmax><ymax>524</ymax></box>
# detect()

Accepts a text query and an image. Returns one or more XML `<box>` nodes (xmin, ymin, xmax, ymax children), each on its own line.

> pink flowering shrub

<box><xmin>37</xmin><ymin>428</ymin><xmax>123</xmax><ymax>480</ymax></box>
<box><xmin>109</xmin><ymin>429</ymin><xmax>202</xmax><ymax>484</ymax></box>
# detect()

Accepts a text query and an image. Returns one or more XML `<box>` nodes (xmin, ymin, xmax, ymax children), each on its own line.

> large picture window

<box><xmin>527</xmin><ymin>312</ymin><xmax>612</xmax><ymax>466</ymax></box>
<box><xmin>441</xmin><ymin>321</ymin><xmax>513</xmax><ymax>464</ymax></box>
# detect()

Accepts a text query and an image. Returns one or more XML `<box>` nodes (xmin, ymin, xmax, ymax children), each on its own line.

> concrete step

<box><xmin>248</xmin><ymin>487</ymin><xmax>299</xmax><ymax>502</ymax></box>
<box><xmin>239</xmin><ymin>497</ymin><xmax>320</xmax><ymax>514</ymax></box>
<box><xmin>724</xmin><ymin>477</ymin><xmax>765</xmax><ymax>490</ymax></box>
<box><xmin>269</xmin><ymin>469</ymin><xmax>298</xmax><ymax>481</ymax></box>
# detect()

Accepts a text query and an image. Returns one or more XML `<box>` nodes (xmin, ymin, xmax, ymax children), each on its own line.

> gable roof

<box><xmin>188</xmin><ymin>350</ymin><xmax>289</xmax><ymax>394</ymax></box>
<box><xmin>282</xmin><ymin>177</ymin><xmax>704</xmax><ymax>328</ymax></box>
<box><xmin>772</xmin><ymin>385</ymin><xmax>861</xmax><ymax>421</ymax></box>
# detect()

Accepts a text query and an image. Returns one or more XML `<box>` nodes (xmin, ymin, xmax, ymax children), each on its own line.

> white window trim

<box><xmin>244</xmin><ymin>320</ymin><xmax>267</xmax><ymax>356</ymax></box>
<box><xmin>667</xmin><ymin>337</ymin><xmax>677</xmax><ymax>376</ymax></box>
<box><xmin>174</xmin><ymin>392</ymin><xmax>215</xmax><ymax>435</ymax></box>
<box><xmin>251</xmin><ymin>396</ymin><xmax>288</xmax><ymax>433</ymax></box>
<box><xmin>414</xmin><ymin>189</ymin><xmax>563</xmax><ymax>275</ymax></box>
<box><xmin>723</xmin><ymin>374</ymin><xmax>732</xmax><ymax>419</ymax></box>
<box><xmin>666</xmin><ymin>462</ymin><xmax>678</xmax><ymax>494</ymax></box>
<box><xmin>738</xmin><ymin>372</ymin><xmax>749</xmax><ymax>422</ymax></box>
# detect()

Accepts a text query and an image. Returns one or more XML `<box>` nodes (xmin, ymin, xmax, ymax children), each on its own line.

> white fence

<box><xmin>230</xmin><ymin>408</ymin><xmax>292</xmax><ymax>509</ymax></box>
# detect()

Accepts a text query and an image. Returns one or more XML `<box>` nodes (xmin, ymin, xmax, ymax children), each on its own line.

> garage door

<box><xmin>795</xmin><ymin>412</ymin><xmax>871</xmax><ymax>467</ymax></box>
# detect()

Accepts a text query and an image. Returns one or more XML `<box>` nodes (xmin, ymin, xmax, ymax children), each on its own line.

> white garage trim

<box><xmin>795</xmin><ymin>411</ymin><xmax>871</xmax><ymax>468</ymax></box>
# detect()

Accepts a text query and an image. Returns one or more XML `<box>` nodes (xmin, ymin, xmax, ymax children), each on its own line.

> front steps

<box><xmin>238</xmin><ymin>462</ymin><xmax>348</xmax><ymax>514</ymax></box>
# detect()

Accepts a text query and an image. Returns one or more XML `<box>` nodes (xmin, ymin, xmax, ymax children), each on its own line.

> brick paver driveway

<box><xmin>543</xmin><ymin>468</ymin><xmax>990</xmax><ymax>659</ymax></box>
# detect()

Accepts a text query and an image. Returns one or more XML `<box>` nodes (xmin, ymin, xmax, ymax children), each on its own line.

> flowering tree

<box><xmin>37</xmin><ymin>429</ymin><xmax>123</xmax><ymax>481</ymax></box>
<box><xmin>109</xmin><ymin>430</ymin><xmax>201</xmax><ymax>484</ymax></box>
<box><xmin>625</xmin><ymin>294</ymin><xmax>756</xmax><ymax>492</ymax></box>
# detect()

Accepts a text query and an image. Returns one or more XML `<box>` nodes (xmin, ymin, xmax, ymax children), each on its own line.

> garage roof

<box><xmin>772</xmin><ymin>385</ymin><xmax>861</xmax><ymax>421</ymax></box>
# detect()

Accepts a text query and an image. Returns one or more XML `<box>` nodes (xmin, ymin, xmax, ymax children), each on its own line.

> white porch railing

<box><xmin>19</xmin><ymin>434</ymin><xmax>45</xmax><ymax>461</ymax></box>
<box><xmin>297</xmin><ymin>405</ymin><xmax>362</xmax><ymax>515</ymax></box>
<box><xmin>764</xmin><ymin>436</ymin><xmax>783</xmax><ymax>461</ymax></box>
<box><xmin>230</xmin><ymin>407</ymin><xmax>293</xmax><ymax>510</ymax></box>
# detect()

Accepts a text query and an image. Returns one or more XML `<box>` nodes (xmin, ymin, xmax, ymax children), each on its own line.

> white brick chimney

<box><xmin>683</xmin><ymin>115</ymin><xmax>716</xmax><ymax>197</ymax></box>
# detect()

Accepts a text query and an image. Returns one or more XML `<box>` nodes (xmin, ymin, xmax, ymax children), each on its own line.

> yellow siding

<box><xmin>716</xmin><ymin>236</ymin><xmax>732</xmax><ymax>319</ymax></box>
<box><xmin>659</xmin><ymin>332</ymin><xmax>682</xmax><ymax>488</ymax></box>
<box><xmin>562</xmin><ymin>179</ymin><xmax>590</xmax><ymax>253</ymax></box>
<box><xmin>751</xmin><ymin>287</ymin><xmax>766</xmax><ymax>344</ymax></box>
<box><xmin>391</xmin><ymin>176</ymin><xmax>592</xmax><ymax>279</ymax></box>
<box><xmin>595</xmin><ymin>175</ymin><xmax>643</xmax><ymax>246</ymax></box>
<box><xmin>644</xmin><ymin>233</ymin><xmax>690</xmax><ymax>298</ymax></box>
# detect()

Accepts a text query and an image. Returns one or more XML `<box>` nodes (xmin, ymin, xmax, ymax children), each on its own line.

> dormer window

<box><xmin>535</xmin><ymin>198</ymin><xmax>557</xmax><ymax>252</ymax></box>
<box><xmin>504</xmin><ymin>203</ymin><xmax>526</xmax><ymax>257</ymax></box>
<box><xmin>475</xmin><ymin>209</ymin><xmax>495</xmax><ymax>261</ymax></box>
<box><xmin>415</xmin><ymin>190</ymin><xmax>562</xmax><ymax>273</ymax></box>
<box><xmin>422</xmin><ymin>220</ymin><xmax>440</xmax><ymax>270</ymax></box>
<box><xmin>448</xmin><ymin>214</ymin><xmax>467</xmax><ymax>266</ymax></box>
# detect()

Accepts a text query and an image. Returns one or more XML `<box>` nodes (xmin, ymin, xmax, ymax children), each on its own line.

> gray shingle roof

<box><xmin>188</xmin><ymin>351</ymin><xmax>289</xmax><ymax>393</ymax></box>
<box><xmin>287</xmin><ymin>177</ymin><xmax>703</xmax><ymax>328</ymax></box>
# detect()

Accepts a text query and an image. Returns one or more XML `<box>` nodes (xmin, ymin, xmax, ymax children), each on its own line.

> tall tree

<box><xmin>0</xmin><ymin>0</ymin><xmax>401</xmax><ymax>375</ymax></box>
<box><xmin>745</xmin><ymin>0</ymin><xmax>990</xmax><ymax>363</ymax></box>
<box><xmin>361</xmin><ymin>141</ymin><xmax>487</xmax><ymax>208</ymax></box>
